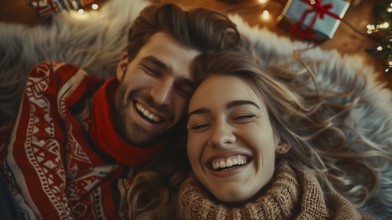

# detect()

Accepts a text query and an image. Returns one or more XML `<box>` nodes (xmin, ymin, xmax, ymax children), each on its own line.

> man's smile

<box><xmin>135</xmin><ymin>102</ymin><xmax>162</xmax><ymax>123</ymax></box>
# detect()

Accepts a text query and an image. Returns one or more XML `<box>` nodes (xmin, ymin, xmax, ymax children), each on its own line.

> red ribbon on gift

<box><xmin>290</xmin><ymin>0</ymin><xmax>343</xmax><ymax>40</ymax></box>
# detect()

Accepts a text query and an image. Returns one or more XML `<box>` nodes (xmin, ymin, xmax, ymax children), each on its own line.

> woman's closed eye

<box><xmin>233</xmin><ymin>113</ymin><xmax>257</xmax><ymax>123</ymax></box>
<box><xmin>188</xmin><ymin>122</ymin><xmax>211</xmax><ymax>132</ymax></box>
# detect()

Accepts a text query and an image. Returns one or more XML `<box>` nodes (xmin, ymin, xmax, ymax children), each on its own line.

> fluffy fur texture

<box><xmin>0</xmin><ymin>0</ymin><xmax>391</xmax><ymax>218</ymax></box>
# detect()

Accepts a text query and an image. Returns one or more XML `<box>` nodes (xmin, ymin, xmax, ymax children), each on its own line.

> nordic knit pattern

<box><xmin>177</xmin><ymin>162</ymin><xmax>375</xmax><ymax>220</ymax></box>
<box><xmin>0</xmin><ymin>62</ymin><xmax>162</xmax><ymax>219</ymax></box>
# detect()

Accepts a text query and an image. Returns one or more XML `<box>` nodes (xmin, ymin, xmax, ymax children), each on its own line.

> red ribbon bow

<box><xmin>290</xmin><ymin>0</ymin><xmax>343</xmax><ymax>40</ymax></box>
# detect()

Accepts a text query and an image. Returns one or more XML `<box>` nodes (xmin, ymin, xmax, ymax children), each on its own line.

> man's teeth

<box><xmin>135</xmin><ymin>102</ymin><xmax>161</xmax><ymax>122</ymax></box>
<box><xmin>211</xmin><ymin>155</ymin><xmax>247</xmax><ymax>170</ymax></box>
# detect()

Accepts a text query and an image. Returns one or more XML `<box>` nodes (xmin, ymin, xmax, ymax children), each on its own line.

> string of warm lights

<box><xmin>27</xmin><ymin>0</ymin><xmax>103</xmax><ymax>20</ymax></box>
<box><xmin>258</xmin><ymin>0</ymin><xmax>272</xmax><ymax>21</ymax></box>
<box><xmin>257</xmin><ymin>0</ymin><xmax>392</xmax><ymax>73</ymax></box>
<box><xmin>365</xmin><ymin>2</ymin><xmax>392</xmax><ymax>73</ymax></box>
<box><xmin>30</xmin><ymin>0</ymin><xmax>392</xmax><ymax>72</ymax></box>
<box><xmin>77</xmin><ymin>3</ymin><xmax>100</xmax><ymax>15</ymax></box>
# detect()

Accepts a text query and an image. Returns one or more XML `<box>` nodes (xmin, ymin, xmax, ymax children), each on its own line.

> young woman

<box><xmin>178</xmin><ymin>51</ymin><xmax>378</xmax><ymax>219</ymax></box>
<box><xmin>132</xmin><ymin>51</ymin><xmax>386</xmax><ymax>219</ymax></box>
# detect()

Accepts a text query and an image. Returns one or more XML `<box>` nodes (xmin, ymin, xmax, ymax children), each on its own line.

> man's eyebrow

<box><xmin>141</xmin><ymin>55</ymin><xmax>169</xmax><ymax>72</ymax></box>
<box><xmin>187</xmin><ymin>100</ymin><xmax>260</xmax><ymax>119</ymax></box>
<box><xmin>142</xmin><ymin>56</ymin><xmax>193</xmax><ymax>83</ymax></box>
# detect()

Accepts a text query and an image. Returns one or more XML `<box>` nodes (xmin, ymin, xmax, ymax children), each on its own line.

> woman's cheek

<box><xmin>187</xmin><ymin>133</ymin><xmax>198</xmax><ymax>155</ymax></box>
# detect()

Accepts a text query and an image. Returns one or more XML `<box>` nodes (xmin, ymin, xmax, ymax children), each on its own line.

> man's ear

<box><xmin>275</xmin><ymin>136</ymin><xmax>291</xmax><ymax>155</ymax></box>
<box><xmin>116</xmin><ymin>52</ymin><xmax>129</xmax><ymax>81</ymax></box>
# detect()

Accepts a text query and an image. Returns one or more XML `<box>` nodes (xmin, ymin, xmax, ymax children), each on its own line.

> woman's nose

<box><xmin>210</xmin><ymin>121</ymin><xmax>236</xmax><ymax>148</ymax></box>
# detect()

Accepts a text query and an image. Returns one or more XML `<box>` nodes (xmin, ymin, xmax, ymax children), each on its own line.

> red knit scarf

<box><xmin>90</xmin><ymin>78</ymin><xmax>163</xmax><ymax>166</ymax></box>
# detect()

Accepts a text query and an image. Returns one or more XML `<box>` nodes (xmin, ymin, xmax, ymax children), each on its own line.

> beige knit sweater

<box><xmin>137</xmin><ymin>162</ymin><xmax>375</xmax><ymax>220</ymax></box>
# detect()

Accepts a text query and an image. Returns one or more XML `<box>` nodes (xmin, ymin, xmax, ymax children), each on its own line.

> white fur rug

<box><xmin>0</xmin><ymin>0</ymin><xmax>391</xmax><ymax>218</ymax></box>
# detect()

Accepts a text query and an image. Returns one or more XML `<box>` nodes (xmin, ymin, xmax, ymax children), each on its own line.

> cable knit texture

<box><xmin>176</xmin><ymin>162</ymin><xmax>374</xmax><ymax>220</ymax></box>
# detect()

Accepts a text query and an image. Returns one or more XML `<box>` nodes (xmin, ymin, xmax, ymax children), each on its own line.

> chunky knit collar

<box><xmin>90</xmin><ymin>78</ymin><xmax>163</xmax><ymax>166</ymax></box>
<box><xmin>177</xmin><ymin>162</ymin><xmax>367</xmax><ymax>220</ymax></box>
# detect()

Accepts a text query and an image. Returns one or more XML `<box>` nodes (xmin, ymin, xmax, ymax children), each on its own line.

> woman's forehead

<box><xmin>189</xmin><ymin>75</ymin><xmax>261</xmax><ymax>111</ymax></box>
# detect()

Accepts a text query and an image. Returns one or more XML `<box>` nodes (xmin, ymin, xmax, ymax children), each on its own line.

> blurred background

<box><xmin>1</xmin><ymin>0</ymin><xmax>391</xmax><ymax>89</ymax></box>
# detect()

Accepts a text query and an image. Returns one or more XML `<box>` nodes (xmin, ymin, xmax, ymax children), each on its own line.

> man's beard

<box><xmin>113</xmin><ymin>84</ymin><xmax>168</xmax><ymax>147</ymax></box>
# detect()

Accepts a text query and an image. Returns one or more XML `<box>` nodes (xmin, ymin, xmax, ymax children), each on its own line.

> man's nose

<box><xmin>150</xmin><ymin>78</ymin><xmax>174</xmax><ymax>105</ymax></box>
<box><xmin>210</xmin><ymin>120</ymin><xmax>236</xmax><ymax>148</ymax></box>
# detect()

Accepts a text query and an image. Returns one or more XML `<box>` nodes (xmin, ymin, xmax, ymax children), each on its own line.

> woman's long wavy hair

<box><xmin>189</xmin><ymin>51</ymin><xmax>391</xmax><ymax>208</ymax></box>
<box><xmin>128</xmin><ymin>48</ymin><xmax>391</xmax><ymax>217</ymax></box>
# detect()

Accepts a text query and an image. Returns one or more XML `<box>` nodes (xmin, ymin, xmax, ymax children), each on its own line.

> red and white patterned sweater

<box><xmin>1</xmin><ymin>62</ymin><xmax>163</xmax><ymax>219</ymax></box>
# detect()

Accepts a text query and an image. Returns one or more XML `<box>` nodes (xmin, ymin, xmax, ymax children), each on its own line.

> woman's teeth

<box><xmin>135</xmin><ymin>102</ymin><xmax>161</xmax><ymax>123</ymax></box>
<box><xmin>211</xmin><ymin>155</ymin><xmax>247</xmax><ymax>170</ymax></box>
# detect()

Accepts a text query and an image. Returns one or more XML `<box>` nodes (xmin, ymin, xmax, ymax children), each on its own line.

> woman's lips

<box><xmin>210</xmin><ymin>154</ymin><xmax>248</xmax><ymax>170</ymax></box>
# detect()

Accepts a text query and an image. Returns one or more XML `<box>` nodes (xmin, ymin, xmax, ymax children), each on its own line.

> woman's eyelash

<box><xmin>189</xmin><ymin>123</ymin><xmax>210</xmax><ymax>131</ymax></box>
<box><xmin>236</xmin><ymin>114</ymin><xmax>256</xmax><ymax>119</ymax></box>
<box><xmin>233</xmin><ymin>113</ymin><xmax>257</xmax><ymax>123</ymax></box>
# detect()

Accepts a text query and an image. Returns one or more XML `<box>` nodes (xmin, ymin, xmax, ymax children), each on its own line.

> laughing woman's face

<box><xmin>187</xmin><ymin>74</ymin><xmax>284</xmax><ymax>203</ymax></box>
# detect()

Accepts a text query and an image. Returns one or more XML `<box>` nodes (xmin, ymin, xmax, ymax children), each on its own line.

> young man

<box><xmin>0</xmin><ymin>3</ymin><xmax>240</xmax><ymax>219</ymax></box>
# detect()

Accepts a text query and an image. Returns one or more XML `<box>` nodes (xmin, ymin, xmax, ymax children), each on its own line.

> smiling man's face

<box><xmin>115</xmin><ymin>32</ymin><xmax>199</xmax><ymax>147</ymax></box>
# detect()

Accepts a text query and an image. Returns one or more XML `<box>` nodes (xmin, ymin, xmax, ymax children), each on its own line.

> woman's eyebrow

<box><xmin>187</xmin><ymin>100</ymin><xmax>259</xmax><ymax>119</ymax></box>
<box><xmin>187</xmin><ymin>107</ymin><xmax>210</xmax><ymax>119</ymax></box>
<box><xmin>226</xmin><ymin>100</ymin><xmax>260</xmax><ymax>110</ymax></box>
